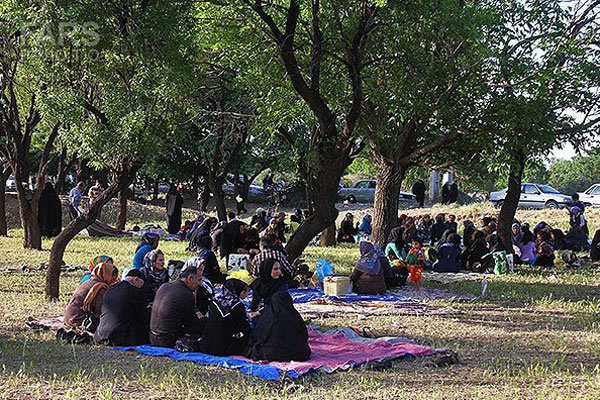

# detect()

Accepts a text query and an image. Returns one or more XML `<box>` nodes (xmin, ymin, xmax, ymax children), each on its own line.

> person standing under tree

<box><xmin>411</xmin><ymin>179</ymin><xmax>426</xmax><ymax>208</ymax></box>
<box><xmin>166</xmin><ymin>184</ymin><xmax>183</xmax><ymax>234</ymax></box>
<box><xmin>68</xmin><ymin>181</ymin><xmax>86</xmax><ymax>220</ymax></box>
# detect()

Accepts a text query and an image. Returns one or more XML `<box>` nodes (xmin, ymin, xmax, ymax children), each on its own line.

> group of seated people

<box><xmin>62</xmin><ymin>213</ymin><xmax>312</xmax><ymax>362</ymax></box>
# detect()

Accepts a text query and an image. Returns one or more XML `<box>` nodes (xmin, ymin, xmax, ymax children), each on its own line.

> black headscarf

<box><xmin>243</xmin><ymin>291</ymin><xmax>311</xmax><ymax>362</ymax></box>
<box><xmin>387</xmin><ymin>226</ymin><xmax>404</xmax><ymax>249</ymax></box>
<box><xmin>250</xmin><ymin>258</ymin><xmax>284</xmax><ymax>299</ymax></box>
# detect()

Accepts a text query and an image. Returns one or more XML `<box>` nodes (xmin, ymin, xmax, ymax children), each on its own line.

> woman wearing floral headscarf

<box><xmin>64</xmin><ymin>262</ymin><xmax>118</xmax><ymax>330</ymax></box>
<box><xmin>80</xmin><ymin>255</ymin><xmax>114</xmax><ymax>285</ymax></box>
<box><xmin>140</xmin><ymin>249</ymin><xmax>168</xmax><ymax>301</ymax></box>
<box><xmin>350</xmin><ymin>241</ymin><xmax>393</xmax><ymax>294</ymax></box>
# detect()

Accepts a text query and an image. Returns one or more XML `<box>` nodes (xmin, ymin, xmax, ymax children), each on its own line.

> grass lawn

<box><xmin>2</xmin><ymin>207</ymin><xmax>600</xmax><ymax>399</ymax></box>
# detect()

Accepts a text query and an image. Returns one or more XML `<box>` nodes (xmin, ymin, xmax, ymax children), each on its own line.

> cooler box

<box><xmin>323</xmin><ymin>276</ymin><xmax>351</xmax><ymax>296</ymax></box>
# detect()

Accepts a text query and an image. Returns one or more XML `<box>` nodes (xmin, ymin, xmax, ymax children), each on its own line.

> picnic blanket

<box><xmin>289</xmin><ymin>288</ymin><xmax>412</xmax><ymax>304</ymax></box>
<box><xmin>87</xmin><ymin>220</ymin><xmax>133</xmax><ymax>238</ymax></box>
<box><xmin>296</xmin><ymin>299</ymin><xmax>457</xmax><ymax>319</ymax></box>
<box><xmin>422</xmin><ymin>271</ymin><xmax>488</xmax><ymax>284</ymax></box>
<box><xmin>115</xmin><ymin>326</ymin><xmax>440</xmax><ymax>381</ymax></box>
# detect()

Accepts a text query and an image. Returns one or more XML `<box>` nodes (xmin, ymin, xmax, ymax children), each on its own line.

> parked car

<box><xmin>489</xmin><ymin>183</ymin><xmax>572</xmax><ymax>209</ymax></box>
<box><xmin>338</xmin><ymin>179</ymin><xmax>417</xmax><ymax>207</ymax></box>
<box><xmin>578</xmin><ymin>184</ymin><xmax>600</xmax><ymax>207</ymax></box>
<box><xmin>5</xmin><ymin>175</ymin><xmax>16</xmax><ymax>192</ymax></box>
<box><xmin>222</xmin><ymin>180</ymin><xmax>268</xmax><ymax>203</ymax></box>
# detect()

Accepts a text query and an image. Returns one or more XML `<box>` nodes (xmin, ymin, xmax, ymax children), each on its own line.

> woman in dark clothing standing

<box><xmin>166</xmin><ymin>184</ymin><xmax>183</xmax><ymax>234</ymax></box>
<box><xmin>38</xmin><ymin>182</ymin><xmax>62</xmax><ymax>237</ymax></box>
<box><xmin>198</xmin><ymin>279</ymin><xmax>251</xmax><ymax>356</ymax></box>
<box><xmin>249</xmin><ymin>258</ymin><xmax>288</xmax><ymax>315</ymax></box>
<box><xmin>244</xmin><ymin>291</ymin><xmax>311</xmax><ymax>362</ymax></box>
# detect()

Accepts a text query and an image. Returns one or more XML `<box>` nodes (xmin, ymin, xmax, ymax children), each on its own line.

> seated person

<box><xmin>149</xmin><ymin>265</ymin><xmax>206</xmax><ymax>348</ymax></box>
<box><xmin>519</xmin><ymin>230</ymin><xmax>537</xmax><ymax>265</ymax></box>
<box><xmin>219</xmin><ymin>219</ymin><xmax>250</xmax><ymax>259</ymax></box>
<box><xmin>446</xmin><ymin>214</ymin><xmax>458</xmax><ymax>233</ymax></box>
<box><xmin>511</xmin><ymin>223</ymin><xmax>523</xmax><ymax>246</ymax></box>
<box><xmin>64</xmin><ymin>262</ymin><xmax>118</xmax><ymax>331</ymax></box>
<box><xmin>94</xmin><ymin>269</ymin><xmax>150</xmax><ymax>346</ymax></box>
<box><xmin>566</xmin><ymin>225</ymin><xmax>590</xmax><ymax>252</ymax></box>
<box><xmin>140</xmin><ymin>249</ymin><xmax>168</xmax><ymax>301</ymax></box>
<box><xmin>251</xmin><ymin>235</ymin><xmax>298</xmax><ymax>287</ymax></box>
<box><xmin>591</xmin><ymin>229</ymin><xmax>600</xmax><ymax>261</ymax></box>
<box><xmin>191</xmin><ymin>235</ymin><xmax>226</xmax><ymax>284</ymax></box>
<box><xmin>534</xmin><ymin>231</ymin><xmax>555</xmax><ymax>267</ymax></box>
<box><xmin>337</xmin><ymin>213</ymin><xmax>358</xmax><ymax>243</ymax></box>
<box><xmin>350</xmin><ymin>241</ymin><xmax>392</xmax><ymax>295</ymax></box>
<box><xmin>250</xmin><ymin>208</ymin><xmax>269</xmax><ymax>232</ymax></box>
<box><xmin>181</xmin><ymin>256</ymin><xmax>215</xmax><ymax>317</ymax></box>
<box><xmin>358</xmin><ymin>214</ymin><xmax>373</xmax><ymax>236</ymax></box>
<box><xmin>433</xmin><ymin>233</ymin><xmax>462</xmax><ymax>273</ymax></box>
<box><xmin>198</xmin><ymin>279</ymin><xmax>251</xmax><ymax>356</ymax></box>
<box><xmin>243</xmin><ymin>291</ymin><xmax>311</xmax><ymax>362</ymax></box>
<box><xmin>551</xmin><ymin>229</ymin><xmax>568</xmax><ymax>251</ymax></box>
<box><xmin>429</xmin><ymin>214</ymin><xmax>448</xmax><ymax>246</ymax></box>
<box><xmin>133</xmin><ymin>232</ymin><xmax>160</xmax><ymax>269</ymax></box>
<box><xmin>249</xmin><ymin>259</ymin><xmax>288</xmax><ymax>317</ymax></box>
<box><xmin>416</xmin><ymin>214</ymin><xmax>432</xmax><ymax>242</ymax></box>
<box><xmin>462</xmin><ymin>220</ymin><xmax>476</xmax><ymax>248</ymax></box>
<box><xmin>385</xmin><ymin>226</ymin><xmax>405</xmax><ymax>260</ymax></box>
<box><xmin>80</xmin><ymin>255</ymin><xmax>114</xmax><ymax>285</ymax></box>
<box><xmin>402</xmin><ymin>216</ymin><xmax>417</xmax><ymax>244</ymax></box>
<box><xmin>463</xmin><ymin>230</ymin><xmax>489</xmax><ymax>272</ymax></box>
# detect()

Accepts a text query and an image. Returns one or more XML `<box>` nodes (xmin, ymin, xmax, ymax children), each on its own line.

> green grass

<box><xmin>2</xmin><ymin>207</ymin><xmax>600</xmax><ymax>399</ymax></box>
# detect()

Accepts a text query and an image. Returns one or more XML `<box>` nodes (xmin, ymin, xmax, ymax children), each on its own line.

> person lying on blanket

<box><xmin>149</xmin><ymin>264</ymin><xmax>206</xmax><ymax>348</ymax></box>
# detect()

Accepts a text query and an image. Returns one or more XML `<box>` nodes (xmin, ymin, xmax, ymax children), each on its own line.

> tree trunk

<box><xmin>320</xmin><ymin>223</ymin><xmax>336</xmax><ymax>247</ymax></box>
<box><xmin>152</xmin><ymin>179</ymin><xmax>159</xmax><ymax>200</ymax></box>
<box><xmin>116</xmin><ymin>187</ymin><xmax>128</xmax><ymax>230</ymax></box>
<box><xmin>209</xmin><ymin>179</ymin><xmax>227</xmax><ymax>221</ymax></box>
<box><xmin>56</xmin><ymin>147</ymin><xmax>68</xmax><ymax>194</ymax></box>
<box><xmin>371</xmin><ymin>160</ymin><xmax>407</xmax><ymax>248</ymax></box>
<box><xmin>497</xmin><ymin>157</ymin><xmax>526</xmax><ymax>253</ymax></box>
<box><xmin>0</xmin><ymin>167</ymin><xmax>11</xmax><ymax>236</ymax></box>
<box><xmin>200</xmin><ymin>179</ymin><xmax>210</xmax><ymax>211</ymax></box>
<box><xmin>45</xmin><ymin>163</ymin><xmax>139</xmax><ymax>299</ymax></box>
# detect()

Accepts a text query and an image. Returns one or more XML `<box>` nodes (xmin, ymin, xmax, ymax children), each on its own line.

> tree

<box><xmin>207</xmin><ymin>0</ymin><xmax>381</xmax><ymax>259</ymax></box>
<box><xmin>0</xmin><ymin>20</ymin><xmax>61</xmax><ymax>249</ymax></box>
<box><xmin>0</xmin><ymin>161</ymin><xmax>11</xmax><ymax>236</ymax></box>
<box><xmin>549</xmin><ymin>152</ymin><xmax>600</xmax><ymax>194</ymax></box>
<box><xmin>360</xmin><ymin>0</ymin><xmax>492</xmax><ymax>247</ymax></box>
<box><xmin>484</xmin><ymin>0</ymin><xmax>600</xmax><ymax>251</ymax></box>
<box><xmin>42</xmin><ymin>0</ymin><xmax>198</xmax><ymax>298</ymax></box>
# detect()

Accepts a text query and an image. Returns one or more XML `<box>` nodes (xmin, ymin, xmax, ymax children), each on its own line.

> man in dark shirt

<box><xmin>149</xmin><ymin>265</ymin><xmax>205</xmax><ymax>348</ymax></box>
<box><xmin>94</xmin><ymin>269</ymin><xmax>150</xmax><ymax>346</ymax></box>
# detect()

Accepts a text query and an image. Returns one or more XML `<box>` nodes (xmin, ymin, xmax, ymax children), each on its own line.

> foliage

<box><xmin>549</xmin><ymin>151</ymin><xmax>600</xmax><ymax>193</ymax></box>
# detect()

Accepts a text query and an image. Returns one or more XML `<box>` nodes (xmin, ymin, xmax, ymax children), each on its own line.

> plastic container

<box><xmin>323</xmin><ymin>275</ymin><xmax>351</xmax><ymax>296</ymax></box>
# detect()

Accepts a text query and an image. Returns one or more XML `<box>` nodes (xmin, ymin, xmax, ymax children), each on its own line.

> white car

<box><xmin>578</xmin><ymin>184</ymin><xmax>600</xmax><ymax>207</ymax></box>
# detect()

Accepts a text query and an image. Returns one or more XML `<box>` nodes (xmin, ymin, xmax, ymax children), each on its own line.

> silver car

<box><xmin>338</xmin><ymin>179</ymin><xmax>417</xmax><ymax>206</ymax></box>
<box><xmin>489</xmin><ymin>183</ymin><xmax>572</xmax><ymax>209</ymax></box>
<box><xmin>578</xmin><ymin>184</ymin><xmax>600</xmax><ymax>207</ymax></box>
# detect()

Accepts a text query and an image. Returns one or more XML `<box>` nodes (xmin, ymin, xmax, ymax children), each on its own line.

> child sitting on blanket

<box><xmin>406</xmin><ymin>238</ymin><xmax>426</xmax><ymax>291</ymax></box>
